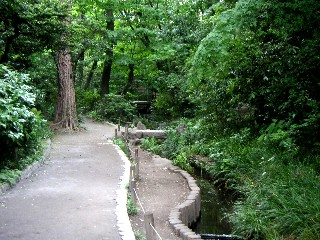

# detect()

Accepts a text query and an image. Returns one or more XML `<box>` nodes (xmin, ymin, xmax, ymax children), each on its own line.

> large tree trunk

<box><xmin>122</xmin><ymin>63</ymin><xmax>134</xmax><ymax>95</ymax></box>
<box><xmin>54</xmin><ymin>47</ymin><xmax>78</xmax><ymax>130</ymax></box>
<box><xmin>54</xmin><ymin>0</ymin><xmax>78</xmax><ymax>130</ymax></box>
<box><xmin>100</xmin><ymin>49</ymin><xmax>112</xmax><ymax>96</ymax></box>
<box><xmin>100</xmin><ymin>8</ymin><xmax>114</xmax><ymax>96</ymax></box>
<box><xmin>84</xmin><ymin>59</ymin><xmax>98</xmax><ymax>90</ymax></box>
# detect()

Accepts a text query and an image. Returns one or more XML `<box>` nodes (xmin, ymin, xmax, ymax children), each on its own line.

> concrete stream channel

<box><xmin>127</xmin><ymin>127</ymin><xmax>243</xmax><ymax>240</ymax></box>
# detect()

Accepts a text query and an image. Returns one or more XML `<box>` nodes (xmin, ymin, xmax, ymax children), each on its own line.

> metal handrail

<box><xmin>200</xmin><ymin>233</ymin><xmax>243</xmax><ymax>240</ymax></box>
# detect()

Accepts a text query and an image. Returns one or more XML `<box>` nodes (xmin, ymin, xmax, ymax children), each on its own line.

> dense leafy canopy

<box><xmin>1</xmin><ymin>0</ymin><xmax>320</xmax><ymax>239</ymax></box>
<box><xmin>191</xmin><ymin>0</ymin><xmax>320</xmax><ymax>150</ymax></box>
<box><xmin>0</xmin><ymin>0</ymin><xmax>67</xmax><ymax>67</ymax></box>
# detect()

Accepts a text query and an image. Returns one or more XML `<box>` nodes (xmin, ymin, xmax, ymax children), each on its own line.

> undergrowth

<box><xmin>134</xmin><ymin>230</ymin><xmax>146</xmax><ymax>240</ymax></box>
<box><xmin>127</xmin><ymin>192</ymin><xmax>138</xmax><ymax>216</ymax></box>
<box><xmin>140</xmin><ymin>119</ymin><xmax>320</xmax><ymax>240</ymax></box>
<box><xmin>113</xmin><ymin>138</ymin><xmax>130</xmax><ymax>157</ymax></box>
<box><xmin>0</xmin><ymin>65</ymin><xmax>52</xmax><ymax>186</ymax></box>
<box><xmin>0</xmin><ymin>138</ymin><xmax>50</xmax><ymax>185</ymax></box>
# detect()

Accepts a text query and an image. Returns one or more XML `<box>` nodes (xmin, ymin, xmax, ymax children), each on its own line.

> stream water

<box><xmin>191</xmin><ymin>174</ymin><xmax>236</xmax><ymax>235</ymax></box>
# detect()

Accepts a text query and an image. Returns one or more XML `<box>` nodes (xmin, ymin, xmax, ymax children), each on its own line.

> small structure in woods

<box><xmin>132</xmin><ymin>101</ymin><xmax>151</xmax><ymax>114</ymax></box>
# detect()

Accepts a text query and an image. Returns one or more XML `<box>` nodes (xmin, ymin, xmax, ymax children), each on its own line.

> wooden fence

<box><xmin>115</xmin><ymin>125</ymin><xmax>163</xmax><ymax>240</ymax></box>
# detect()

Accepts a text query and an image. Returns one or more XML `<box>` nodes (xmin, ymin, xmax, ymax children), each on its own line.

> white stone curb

<box><xmin>113</xmin><ymin>141</ymin><xmax>136</xmax><ymax>240</ymax></box>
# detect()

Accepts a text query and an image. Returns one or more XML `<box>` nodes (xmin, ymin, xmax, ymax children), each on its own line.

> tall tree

<box><xmin>54</xmin><ymin>0</ymin><xmax>78</xmax><ymax>130</ymax></box>
<box><xmin>100</xmin><ymin>5</ymin><xmax>115</xmax><ymax>96</ymax></box>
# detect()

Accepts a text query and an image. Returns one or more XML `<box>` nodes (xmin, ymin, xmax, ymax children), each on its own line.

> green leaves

<box><xmin>190</xmin><ymin>0</ymin><xmax>320</xmax><ymax>143</ymax></box>
<box><xmin>88</xmin><ymin>93</ymin><xmax>137</xmax><ymax>122</ymax></box>
<box><xmin>0</xmin><ymin>65</ymin><xmax>46</xmax><ymax>162</ymax></box>
<box><xmin>0</xmin><ymin>0</ymin><xmax>67</xmax><ymax>65</ymax></box>
<box><xmin>0</xmin><ymin>169</ymin><xmax>21</xmax><ymax>185</ymax></box>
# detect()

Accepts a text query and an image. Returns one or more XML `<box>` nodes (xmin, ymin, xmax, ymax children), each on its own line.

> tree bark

<box><xmin>100</xmin><ymin>48</ymin><xmax>112</xmax><ymax>96</ymax></box>
<box><xmin>54</xmin><ymin>0</ymin><xmax>78</xmax><ymax>130</ymax></box>
<box><xmin>54</xmin><ymin>47</ymin><xmax>78</xmax><ymax>130</ymax></box>
<box><xmin>100</xmin><ymin>7</ymin><xmax>114</xmax><ymax>96</ymax></box>
<box><xmin>122</xmin><ymin>63</ymin><xmax>134</xmax><ymax>95</ymax></box>
<box><xmin>84</xmin><ymin>59</ymin><xmax>97</xmax><ymax>90</ymax></box>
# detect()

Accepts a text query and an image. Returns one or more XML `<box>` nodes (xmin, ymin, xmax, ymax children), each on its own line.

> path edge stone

<box><xmin>113</xmin><ymin>141</ymin><xmax>136</xmax><ymax>240</ymax></box>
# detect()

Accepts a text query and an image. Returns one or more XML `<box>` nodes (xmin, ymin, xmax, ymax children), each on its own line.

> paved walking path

<box><xmin>0</xmin><ymin>119</ymin><xmax>134</xmax><ymax>240</ymax></box>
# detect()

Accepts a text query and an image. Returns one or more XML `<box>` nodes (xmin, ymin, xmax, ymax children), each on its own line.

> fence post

<box><xmin>129</xmin><ymin>165</ymin><xmax>136</xmax><ymax>204</ymax></box>
<box><xmin>130</xmin><ymin>165</ymin><xmax>135</xmax><ymax>180</ymax></box>
<box><xmin>144</xmin><ymin>212</ymin><xmax>156</xmax><ymax>240</ymax></box>
<box><xmin>135</xmin><ymin>148</ymin><xmax>139</xmax><ymax>178</ymax></box>
<box><xmin>125</xmin><ymin>123</ymin><xmax>129</xmax><ymax>141</ymax></box>
<box><xmin>130</xmin><ymin>178</ymin><xmax>136</xmax><ymax>204</ymax></box>
<box><xmin>114</xmin><ymin>129</ymin><xmax>118</xmax><ymax>139</ymax></box>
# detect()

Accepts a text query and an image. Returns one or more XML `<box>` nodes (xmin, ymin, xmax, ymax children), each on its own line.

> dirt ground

<box><xmin>129</xmin><ymin>147</ymin><xmax>190</xmax><ymax>240</ymax></box>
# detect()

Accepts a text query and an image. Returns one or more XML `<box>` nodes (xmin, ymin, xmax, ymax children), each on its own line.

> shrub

<box><xmin>77</xmin><ymin>89</ymin><xmax>100</xmax><ymax>113</ymax></box>
<box><xmin>89</xmin><ymin>94</ymin><xmax>137</xmax><ymax>123</ymax></box>
<box><xmin>0</xmin><ymin>65</ymin><xmax>47</xmax><ymax>166</ymax></box>
<box><xmin>127</xmin><ymin>193</ymin><xmax>138</xmax><ymax>216</ymax></box>
<box><xmin>140</xmin><ymin>137</ymin><xmax>162</xmax><ymax>156</ymax></box>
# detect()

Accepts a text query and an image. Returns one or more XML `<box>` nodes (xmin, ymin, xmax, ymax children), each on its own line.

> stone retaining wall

<box><xmin>169</xmin><ymin>166</ymin><xmax>202</xmax><ymax>240</ymax></box>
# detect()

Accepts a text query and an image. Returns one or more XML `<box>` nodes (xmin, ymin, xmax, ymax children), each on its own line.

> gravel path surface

<box><xmin>0</xmin><ymin>118</ymin><xmax>134</xmax><ymax>240</ymax></box>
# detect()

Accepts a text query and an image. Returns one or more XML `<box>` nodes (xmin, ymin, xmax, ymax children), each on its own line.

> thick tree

<box><xmin>54</xmin><ymin>0</ymin><xmax>78</xmax><ymax>130</ymax></box>
<box><xmin>100</xmin><ymin>7</ymin><xmax>115</xmax><ymax>96</ymax></box>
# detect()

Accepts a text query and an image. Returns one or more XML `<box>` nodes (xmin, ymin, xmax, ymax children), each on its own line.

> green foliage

<box><xmin>0</xmin><ymin>0</ymin><xmax>67</xmax><ymax>66</ymax></box>
<box><xmin>88</xmin><ymin>94</ymin><xmax>137</xmax><ymax>122</ymax></box>
<box><xmin>230</xmin><ymin>164</ymin><xmax>320</xmax><ymax>240</ymax></box>
<box><xmin>151</xmin><ymin>118</ymin><xmax>320</xmax><ymax>239</ymax></box>
<box><xmin>140</xmin><ymin>137</ymin><xmax>162</xmax><ymax>156</ymax></box>
<box><xmin>190</xmin><ymin>0</ymin><xmax>320</xmax><ymax>150</ymax></box>
<box><xmin>134</xmin><ymin>230</ymin><xmax>146</xmax><ymax>240</ymax></box>
<box><xmin>258</xmin><ymin>120</ymin><xmax>296</xmax><ymax>152</ymax></box>
<box><xmin>127</xmin><ymin>193</ymin><xmax>138</xmax><ymax>216</ymax></box>
<box><xmin>152</xmin><ymin>73</ymin><xmax>195</xmax><ymax>118</ymax></box>
<box><xmin>1</xmin><ymin>0</ymin><xmax>319</xmax><ymax>238</ymax></box>
<box><xmin>113</xmin><ymin>138</ymin><xmax>130</xmax><ymax>158</ymax></box>
<box><xmin>77</xmin><ymin>89</ymin><xmax>100</xmax><ymax>113</ymax></box>
<box><xmin>0</xmin><ymin>65</ymin><xmax>47</xmax><ymax>165</ymax></box>
<box><xmin>28</xmin><ymin>52</ymin><xmax>58</xmax><ymax>120</ymax></box>
<box><xmin>0</xmin><ymin>169</ymin><xmax>21</xmax><ymax>185</ymax></box>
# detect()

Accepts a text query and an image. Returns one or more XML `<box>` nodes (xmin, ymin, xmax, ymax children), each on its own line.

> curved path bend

<box><xmin>0</xmin><ymin>118</ymin><xmax>134</xmax><ymax>240</ymax></box>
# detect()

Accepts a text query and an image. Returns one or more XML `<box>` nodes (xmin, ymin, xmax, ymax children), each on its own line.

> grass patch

<box><xmin>113</xmin><ymin>138</ymin><xmax>130</xmax><ymax>157</ymax></box>
<box><xmin>134</xmin><ymin>230</ymin><xmax>146</xmax><ymax>240</ymax></box>
<box><xmin>127</xmin><ymin>192</ymin><xmax>138</xmax><ymax>216</ymax></box>
<box><xmin>140</xmin><ymin>137</ymin><xmax>162</xmax><ymax>156</ymax></box>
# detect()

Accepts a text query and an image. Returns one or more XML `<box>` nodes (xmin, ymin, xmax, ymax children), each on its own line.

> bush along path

<box><xmin>0</xmin><ymin>118</ymin><xmax>134</xmax><ymax>240</ymax></box>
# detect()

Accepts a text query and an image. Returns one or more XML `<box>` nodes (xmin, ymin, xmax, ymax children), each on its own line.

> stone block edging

<box><xmin>112</xmin><ymin>141</ymin><xmax>136</xmax><ymax>240</ymax></box>
<box><xmin>169</xmin><ymin>166</ymin><xmax>202</xmax><ymax>240</ymax></box>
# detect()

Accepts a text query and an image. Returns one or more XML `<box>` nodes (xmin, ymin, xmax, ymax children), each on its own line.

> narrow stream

<box><xmin>191</xmin><ymin>174</ymin><xmax>236</xmax><ymax>235</ymax></box>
